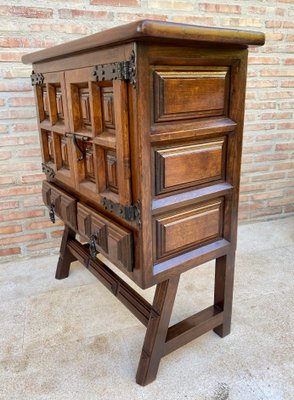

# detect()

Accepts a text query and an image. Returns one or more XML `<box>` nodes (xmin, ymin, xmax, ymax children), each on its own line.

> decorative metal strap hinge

<box><xmin>31</xmin><ymin>71</ymin><xmax>44</xmax><ymax>86</ymax></box>
<box><xmin>92</xmin><ymin>50</ymin><xmax>136</xmax><ymax>88</ymax></box>
<box><xmin>101</xmin><ymin>197</ymin><xmax>141</xmax><ymax>225</ymax></box>
<box><xmin>42</xmin><ymin>163</ymin><xmax>55</xmax><ymax>180</ymax></box>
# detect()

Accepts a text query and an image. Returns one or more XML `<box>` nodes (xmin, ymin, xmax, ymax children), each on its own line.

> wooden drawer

<box><xmin>154</xmin><ymin>199</ymin><xmax>223</xmax><ymax>260</ymax></box>
<box><xmin>153</xmin><ymin>67</ymin><xmax>230</xmax><ymax>123</ymax></box>
<box><xmin>154</xmin><ymin>138</ymin><xmax>226</xmax><ymax>195</ymax></box>
<box><xmin>77</xmin><ymin>203</ymin><xmax>133</xmax><ymax>272</ymax></box>
<box><xmin>42</xmin><ymin>181</ymin><xmax>77</xmax><ymax>230</ymax></box>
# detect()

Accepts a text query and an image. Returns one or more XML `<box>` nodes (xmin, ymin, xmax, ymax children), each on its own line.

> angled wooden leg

<box><xmin>136</xmin><ymin>276</ymin><xmax>180</xmax><ymax>386</ymax></box>
<box><xmin>213</xmin><ymin>251</ymin><xmax>236</xmax><ymax>337</ymax></box>
<box><xmin>55</xmin><ymin>225</ymin><xmax>76</xmax><ymax>280</ymax></box>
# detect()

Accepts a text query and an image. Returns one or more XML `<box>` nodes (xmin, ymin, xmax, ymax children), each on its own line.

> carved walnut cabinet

<box><xmin>23</xmin><ymin>20</ymin><xmax>264</xmax><ymax>386</ymax></box>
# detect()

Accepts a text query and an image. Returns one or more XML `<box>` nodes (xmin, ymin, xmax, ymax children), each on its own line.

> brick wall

<box><xmin>0</xmin><ymin>0</ymin><xmax>293</xmax><ymax>261</ymax></box>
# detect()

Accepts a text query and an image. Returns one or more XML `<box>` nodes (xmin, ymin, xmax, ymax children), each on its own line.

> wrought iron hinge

<box><xmin>92</xmin><ymin>50</ymin><xmax>136</xmax><ymax>88</ymax></box>
<box><xmin>31</xmin><ymin>71</ymin><xmax>44</xmax><ymax>86</ymax></box>
<box><xmin>42</xmin><ymin>163</ymin><xmax>55</xmax><ymax>180</ymax></box>
<box><xmin>101</xmin><ymin>197</ymin><xmax>141</xmax><ymax>224</ymax></box>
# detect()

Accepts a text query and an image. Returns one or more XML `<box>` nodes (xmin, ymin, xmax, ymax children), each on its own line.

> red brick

<box><xmin>0</xmin><ymin>37</ymin><xmax>56</xmax><ymax>49</ymax></box>
<box><xmin>0</xmin><ymin>163</ymin><xmax>40</xmax><ymax>174</ymax></box>
<box><xmin>285</xmin><ymin>204</ymin><xmax>294</xmax><ymax>213</ymax></box>
<box><xmin>26</xmin><ymin>220</ymin><xmax>64</xmax><ymax>230</ymax></box>
<box><xmin>240</xmin><ymin>183</ymin><xmax>267</xmax><ymax>193</ymax></box>
<box><xmin>21</xmin><ymin>174</ymin><xmax>44</xmax><ymax>184</ymax></box>
<box><xmin>0</xmin><ymin>186</ymin><xmax>41</xmax><ymax>198</ymax></box>
<box><xmin>0</xmin><ymin>81</ymin><xmax>32</xmax><ymax>92</ymax></box>
<box><xmin>251</xmin><ymin>207</ymin><xmax>283</xmax><ymax>218</ymax></box>
<box><xmin>0</xmin><ymin>109</ymin><xmax>36</xmax><ymax>120</ymax></box>
<box><xmin>260</xmin><ymin>112</ymin><xmax>292</xmax><ymax>120</ymax></box>
<box><xmin>0</xmin><ymin>151</ymin><xmax>11</xmax><ymax>160</ymax></box>
<box><xmin>276</xmin><ymin>143</ymin><xmax>294</xmax><ymax>151</ymax></box>
<box><xmin>30</xmin><ymin>23</ymin><xmax>87</xmax><ymax>35</ymax></box>
<box><xmin>27</xmin><ymin>240</ymin><xmax>61</xmax><ymax>252</ymax></box>
<box><xmin>266</xmin><ymin>21</ymin><xmax>282</xmax><ymax>28</ymax></box>
<box><xmin>0</xmin><ymin>210</ymin><xmax>44</xmax><ymax>222</ymax></box>
<box><xmin>199</xmin><ymin>3</ymin><xmax>240</xmax><ymax>13</ymax></box>
<box><xmin>277</xmin><ymin>123</ymin><xmax>294</xmax><ymax>130</ymax></box>
<box><xmin>117</xmin><ymin>13</ymin><xmax>167</xmax><ymax>22</ymax></box>
<box><xmin>0</xmin><ymin>225</ymin><xmax>22</xmax><ymax>235</ymax></box>
<box><xmin>260</xmin><ymin>68</ymin><xmax>294</xmax><ymax>77</ymax></box>
<box><xmin>0</xmin><ymin>233</ymin><xmax>46</xmax><ymax>246</ymax></box>
<box><xmin>281</xmin><ymin>81</ymin><xmax>294</xmax><ymax>88</ymax></box>
<box><xmin>90</xmin><ymin>0</ymin><xmax>139</xmax><ymax>5</ymax></box>
<box><xmin>17</xmin><ymin>148</ymin><xmax>41</xmax><ymax>158</ymax></box>
<box><xmin>273</xmin><ymin>162</ymin><xmax>294</xmax><ymax>171</ymax></box>
<box><xmin>172</xmin><ymin>16</ymin><xmax>214</xmax><ymax>25</ymax></box>
<box><xmin>252</xmin><ymin>192</ymin><xmax>283</xmax><ymax>201</ymax></box>
<box><xmin>0</xmin><ymin>247</ymin><xmax>21</xmax><ymax>257</ymax></box>
<box><xmin>245</xmin><ymin>123</ymin><xmax>275</xmax><ymax>132</ymax></box>
<box><xmin>8</xmin><ymin>97</ymin><xmax>35</xmax><ymax>107</ymax></box>
<box><xmin>0</xmin><ymin>201</ymin><xmax>19</xmax><ymax>210</ymax></box>
<box><xmin>0</xmin><ymin>52</ymin><xmax>28</xmax><ymax>62</ymax></box>
<box><xmin>0</xmin><ymin>6</ymin><xmax>53</xmax><ymax>19</ymax></box>
<box><xmin>23</xmin><ymin>195</ymin><xmax>43</xmax><ymax>207</ymax></box>
<box><xmin>266</xmin><ymin>32</ymin><xmax>284</xmax><ymax>41</ymax></box>
<box><xmin>0</xmin><ymin>124</ymin><xmax>8</xmax><ymax>133</ymax></box>
<box><xmin>0</xmin><ymin>177</ymin><xmax>16</xmax><ymax>185</ymax></box>
<box><xmin>248</xmin><ymin>57</ymin><xmax>279</xmax><ymax>65</ymax></box>
<box><xmin>11</xmin><ymin>123</ymin><xmax>37</xmax><ymax>132</ymax></box>
<box><xmin>247</xmin><ymin>6</ymin><xmax>266</xmax><ymax>15</ymax></box>
<box><xmin>255</xmin><ymin>153</ymin><xmax>288</xmax><ymax>162</ymax></box>
<box><xmin>251</xmin><ymin>172</ymin><xmax>286</xmax><ymax>182</ymax></box>
<box><xmin>58</xmin><ymin>9</ymin><xmax>113</xmax><ymax>20</ymax></box>
<box><xmin>247</xmin><ymin>80</ymin><xmax>278</xmax><ymax>88</ymax></box>
<box><xmin>50</xmin><ymin>230</ymin><xmax>64</xmax><ymax>238</ymax></box>
<box><xmin>0</xmin><ymin>136</ymin><xmax>38</xmax><ymax>147</ymax></box>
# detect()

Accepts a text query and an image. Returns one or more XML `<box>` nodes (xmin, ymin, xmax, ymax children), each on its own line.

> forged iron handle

<box><xmin>49</xmin><ymin>204</ymin><xmax>55</xmax><ymax>224</ymax></box>
<box><xmin>89</xmin><ymin>234</ymin><xmax>97</xmax><ymax>258</ymax></box>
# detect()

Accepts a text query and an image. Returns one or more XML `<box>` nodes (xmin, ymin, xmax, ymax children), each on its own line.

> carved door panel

<box><xmin>34</xmin><ymin>72</ymin><xmax>75</xmax><ymax>188</ymax></box>
<box><xmin>65</xmin><ymin>67</ymin><xmax>132</xmax><ymax>207</ymax></box>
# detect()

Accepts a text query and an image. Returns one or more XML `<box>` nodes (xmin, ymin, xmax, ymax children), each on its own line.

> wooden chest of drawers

<box><xmin>23</xmin><ymin>20</ymin><xmax>264</xmax><ymax>385</ymax></box>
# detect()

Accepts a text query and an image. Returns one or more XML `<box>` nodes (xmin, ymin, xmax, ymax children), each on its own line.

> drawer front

<box><xmin>42</xmin><ymin>181</ymin><xmax>77</xmax><ymax>230</ymax></box>
<box><xmin>77</xmin><ymin>203</ymin><xmax>133</xmax><ymax>272</ymax></box>
<box><xmin>155</xmin><ymin>138</ymin><xmax>225</xmax><ymax>195</ymax></box>
<box><xmin>154</xmin><ymin>199</ymin><xmax>223</xmax><ymax>260</ymax></box>
<box><xmin>153</xmin><ymin>67</ymin><xmax>229</xmax><ymax>123</ymax></box>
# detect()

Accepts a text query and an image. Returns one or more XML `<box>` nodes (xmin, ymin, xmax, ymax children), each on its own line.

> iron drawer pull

<box><xmin>74</xmin><ymin>134</ymin><xmax>89</xmax><ymax>162</ymax></box>
<box><xmin>49</xmin><ymin>204</ymin><xmax>55</xmax><ymax>224</ymax></box>
<box><xmin>89</xmin><ymin>234</ymin><xmax>97</xmax><ymax>258</ymax></box>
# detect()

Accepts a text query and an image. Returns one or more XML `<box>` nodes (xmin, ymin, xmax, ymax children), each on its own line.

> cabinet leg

<box><xmin>213</xmin><ymin>252</ymin><xmax>235</xmax><ymax>337</ymax></box>
<box><xmin>136</xmin><ymin>276</ymin><xmax>180</xmax><ymax>386</ymax></box>
<box><xmin>55</xmin><ymin>226</ymin><xmax>76</xmax><ymax>280</ymax></box>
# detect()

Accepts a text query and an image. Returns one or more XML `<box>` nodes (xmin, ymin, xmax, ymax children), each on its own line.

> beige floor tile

<box><xmin>237</xmin><ymin>216</ymin><xmax>294</xmax><ymax>254</ymax></box>
<box><xmin>0</xmin><ymin>256</ymin><xmax>97</xmax><ymax>302</ymax></box>
<box><xmin>23</xmin><ymin>283</ymin><xmax>140</xmax><ymax>352</ymax></box>
<box><xmin>0</xmin><ymin>298</ymin><xmax>26</xmax><ymax>358</ymax></box>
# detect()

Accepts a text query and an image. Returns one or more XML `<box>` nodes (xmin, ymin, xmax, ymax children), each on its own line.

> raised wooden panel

<box><xmin>41</xmin><ymin>129</ymin><xmax>54</xmax><ymax>164</ymax></box>
<box><xmin>42</xmin><ymin>86</ymin><xmax>49</xmax><ymax>119</ymax></box>
<box><xmin>79</xmin><ymin>86</ymin><xmax>92</xmax><ymax>130</ymax></box>
<box><xmin>155</xmin><ymin>138</ymin><xmax>225</xmax><ymax>195</ymax></box>
<box><xmin>60</xmin><ymin>136</ymin><xmax>69</xmax><ymax>169</ymax></box>
<box><xmin>55</xmin><ymin>87</ymin><xmax>64</xmax><ymax>120</ymax></box>
<box><xmin>102</xmin><ymin>87</ymin><xmax>115</xmax><ymax>130</ymax></box>
<box><xmin>155</xmin><ymin>199</ymin><xmax>223</xmax><ymax>260</ymax></box>
<box><xmin>42</xmin><ymin>181</ymin><xmax>77</xmax><ymax>230</ymax></box>
<box><xmin>106</xmin><ymin>150</ymin><xmax>118</xmax><ymax>193</ymax></box>
<box><xmin>65</xmin><ymin>68</ymin><xmax>103</xmax><ymax>137</ymax></box>
<box><xmin>77</xmin><ymin>203</ymin><xmax>133</xmax><ymax>271</ymax></box>
<box><xmin>84</xmin><ymin>143</ymin><xmax>95</xmax><ymax>183</ymax></box>
<box><xmin>154</xmin><ymin>67</ymin><xmax>229</xmax><ymax>123</ymax></box>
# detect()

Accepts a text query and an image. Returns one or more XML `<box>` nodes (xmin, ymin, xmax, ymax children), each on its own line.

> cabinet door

<box><xmin>34</xmin><ymin>72</ymin><xmax>75</xmax><ymax>188</ymax></box>
<box><xmin>65</xmin><ymin>67</ymin><xmax>132</xmax><ymax>206</ymax></box>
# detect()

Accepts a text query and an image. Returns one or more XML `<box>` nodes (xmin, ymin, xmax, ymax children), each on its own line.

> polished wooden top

<box><xmin>22</xmin><ymin>19</ymin><xmax>265</xmax><ymax>64</ymax></box>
